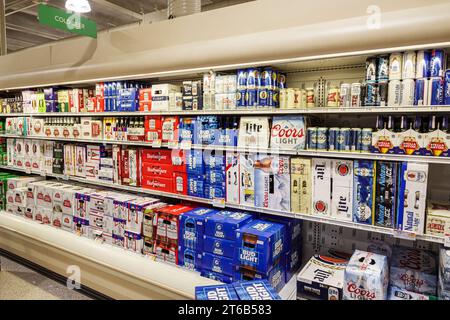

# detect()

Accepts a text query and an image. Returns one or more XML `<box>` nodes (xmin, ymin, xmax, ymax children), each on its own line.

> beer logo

<box><xmin>45</xmin><ymin>128</ymin><xmax>52</xmax><ymax>137</ymax></box>
<box><xmin>73</xmin><ymin>128</ymin><xmax>80</xmax><ymax>138</ymax></box>
<box><xmin>53</xmin><ymin>128</ymin><xmax>60</xmax><ymax>137</ymax></box>
<box><xmin>375</xmin><ymin>137</ymin><xmax>393</xmax><ymax>153</ymax></box>
<box><xmin>336</xmin><ymin>163</ymin><xmax>349</xmax><ymax>176</ymax></box>
<box><xmin>34</xmin><ymin>122</ymin><xmax>42</xmax><ymax>134</ymax></box>
<box><xmin>400</xmin><ymin>137</ymin><xmax>419</xmax><ymax>155</ymax></box>
<box><xmin>427</xmin><ymin>137</ymin><xmax>447</xmax><ymax>157</ymax></box>
<box><xmin>314</xmin><ymin>200</ymin><xmax>328</xmax><ymax>214</ymax></box>
<box><xmin>346</xmin><ymin>282</ymin><xmax>376</xmax><ymax>300</ymax></box>
<box><xmin>63</xmin><ymin>128</ymin><xmax>70</xmax><ymax>138</ymax></box>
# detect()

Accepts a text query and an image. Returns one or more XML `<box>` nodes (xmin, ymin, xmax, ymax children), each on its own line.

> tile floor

<box><xmin>0</xmin><ymin>256</ymin><xmax>92</xmax><ymax>300</ymax></box>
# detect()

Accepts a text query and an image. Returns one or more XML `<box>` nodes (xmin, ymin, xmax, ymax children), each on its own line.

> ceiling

<box><xmin>4</xmin><ymin>0</ymin><xmax>252</xmax><ymax>53</ymax></box>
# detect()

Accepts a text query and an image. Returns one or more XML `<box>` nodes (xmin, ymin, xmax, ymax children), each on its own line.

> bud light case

<box><xmin>233</xmin><ymin>280</ymin><xmax>281</xmax><ymax>300</ymax></box>
<box><xmin>178</xmin><ymin>246</ymin><xmax>202</xmax><ymax>271</ymax></box>
<box><xmin>353</xmin><ymin>160</ymin><xmax>376</xmax><ymax>225</ymax></box>
<box><xmin>201</xmin><ymin>270</ymin><xmax>233</xmax><ymax>284</ymax></box>
<box><xmin>297</xmin><ymin>255</ymin><xmax>347</xmax><ymax>300</ymax></box>
<box><xmin>203</xmin><ymin>236</ymin><xmax>235</xmax><ymax>258</ymax></box>
<box><xmin>202</xmin><ymin>253</ymin><xmax>234</xmax><ymax>276</ymax></box>
<box><xmin>205</xmin><ymin>210</ymin><xmax>253</xmax><ymax>240</ymax></box>
<box><xmin>195</xmin><ymin>284</ymin><xmax>239</xmax><ymax>300</ymax></box>
<box><xmin>186</xmin><ymin>149</ymin><xmax>204</xmax><ymax>175</ymax></box>
<box><xmin>234</xmin><ymin>261</ymin><xmax>286</xmax><ymax>293</ymax></box>
<box><xmin>234</xmin><ymin>220</ymin><xmax>286</xmax><ymax>273</ymax></box>
<box><xmin>389</xmin><ymin>246</ymin><xmax>437</xmax><ymax>296</ymax></box>
<box><xmin>179</xmin><ymin>207</ymin><xmax>218</xmax><ymax>251</ymax></box>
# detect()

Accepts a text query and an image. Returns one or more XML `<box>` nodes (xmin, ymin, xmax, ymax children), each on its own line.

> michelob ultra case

<box><xmin>291</xmin><ymin>158</ymin><xmax>311</xmax><ymax>215</ymax></box>
<box><xmin>395</xmin><ymin>162</ymin><xmax>429</xmax><ymax>234</ymax></box>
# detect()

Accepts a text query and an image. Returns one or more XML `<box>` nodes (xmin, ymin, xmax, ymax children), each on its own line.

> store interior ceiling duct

<box><xmin>167</xmin><ymin>0</ymin><xmax>202</xmax><ymax>19</ymax></box>
<box><xmin>65</xmin><ymin>0</ymin><xmax>92</xmax><ymax>13</ymax></box>
<box><xmin>1</xmin><ymin>0</ymin><xmax>450</xmax><ymax>90</ymax></box>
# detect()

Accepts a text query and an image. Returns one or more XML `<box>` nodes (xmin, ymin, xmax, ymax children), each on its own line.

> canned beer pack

<box><xmin>204</xmin><ymin>210</ymin><xmax>253</xmax><ymax>240</ymax></box>
<box><xmin>374</xmin><ymin>162</ymin><xmax>398</xmax><ymax>228</ymax></box>
<box><xmin>330</xmin><ymin>160</ymin><xmax>354</xmax><ymax>222</ymax></box>
<box><xmin>353</xmin><ymin>160</ymin><xmax>376</xmax><ymax>225</ymax></box>
<box><xmin>233</xmin><ymin>280</ymin><xmax>282</xmax><ymax>300</ymax></box>
<box><xmin>396</xmin><ymin>162</ymin><xmax>429</xmax><ymax>234</ymax></box>
<box><xmin>290</xmin><ymin>158</ymin><xmax>312</xmax><ymax>215</ymax></box>
<box><xmin>179</xmin><ymin>207</ymin><xmax>218</xmax><ymax>251</ymax></box>
<box><xmin>195</xmin><ymin>284</ymin><xmax>239</xmax><ymax>300</ymax></box>
<box><xmin>311</xmin><ymin>158</ymin><xmax>332</xmax><ymax>217</ymax></box>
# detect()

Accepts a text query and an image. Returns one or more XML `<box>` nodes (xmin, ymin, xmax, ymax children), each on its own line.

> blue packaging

<box><xmin>214</xmin><ymin>128</ymin><xmax>239</xmax><ymax>146</ymax></box>
<box><xmin>179</xmin><ymin>207</ymin><xmax>218</xmax><ymax>250</ymax></box>
<box><xmin>416</xmin><ymin>50</ymin><xmax>431</xmax><ymax>78</ymax></box>
<box><xmin>233</xmin><ymin>280</ymin><xmax>282</xmax><ymax>300</ymax></box>
<box><xmin>429</xmin><ymin>77</ymin><xmax>444</xmax><ymax>105</ymax></box>
<box><xmin>236</xmin><ymin>89</ymin><xmax>247</xmax><ymax>108</ymax></box>
<box><xmin>178</xmin><ymin>246</ymin><xmax>202</xmax><ymax>271</ymax></box>
<box><xmin>197</xmin><ymin>116</ymin><xmax>219</xmax><ymax>145</ymax></box>
<box><xmin>285</xmin><ymin>248</ymin><xmax>301</xmax><ymax>282</ymax></box>
<box><xmin>430</xmin><ymin>49</ymin><xmax>446</xmax><ymax>77</ymax></box>
<box><xmin>260</xmin><ymin>214</ymin><xmax>302</xmax><ymax>249</ymax></box>
<box><xmin>414</xmin><ymin>78</ymin><xmax>427</xmax><ymax>106</ymax></box>
<box><xmin>364</xmin><ymin>82</ymin><xmax>379</xmax><ymax>106</ymax></box>
<box><xmin>328</xmin><ymin>128</ymin><xmax>339</xmax><ymax>151</ymax></box>
<box><xmin>187</xmin><ymin>174</ymin><xmax>205</xmax><ymax>198</ymax></box>
<box><xmin>202</xmin><ymin>253</ymin><xmax>234</xmax><ymax>276</ymax></box>
<box><xmin>205</xmin><ymin>169</ymin><xmax>226</xmax><ymax>184</ymax></box>
<box><xmin>179</xmin><ymin>117</ymin><xmax>198</xmax><ymax>144</ymax></box>
<box><xmin>374</xmin><ymin>161</ymin><xmax>398</xmax><ymax>228</ymax></box>
<box><xmin>316</xmin><ymin>127</ymin><xmax>329</xmax><ymax>150</ymax></box>
<box><xmin>445</xmin><ymin>69</ymin><xmax>450</xmax><ymax>105</ymax></box>
<box><xmin>353</xmin><ymin>160</ymin><xmax>376</xmax><ymax>225</ymax></box>
<box><xmin>233</xmin><ymin>261</ymin><xmax>286</xmax><ymax>293</ymax></box>
<box><xmin>200</xmin><ymin>270</ymin><xmax>233</xmax><ymax>284</ymax></box>
<box><xmin>307</xmin><ymin>127</ymin><xmax>318</xmax><ymax>150</ymax></box>
<box><xmin>203</xmin><ymin>152</ymin><xmax>226</xmax><ymax>171</ymax></box>
<box><xmin>195</xmin><ymin>284</ymin><xmax>239</xmax><ymax>300</ymax></box>
<box><xmin>204</xmin><ymin>236</ymin><xmax>235</xmax><ymax>257</ymax></box>
<box><xmin>337</xmin><ymin>128</ymin><xmax>351</xmax><ymax>151</ymax></box>
<box><xmin>246</xmin><ymin>89</ymin><xmax>259</xmax><ymax>108</ymax></box>
<box><xmin>237</xmin><ymin>69</ymin><xmax>248</xmax><ymax>89</ymax></box>
<box><xmin>186</xmin><ymin>149</ymin><xmax>204</xmax><ymax>175</ymax></box>
<box><xmin>205</xmin><ymin>210</ymin><xmax>253</xmax><ymax>240</ymax></box>
<box><xmin>204</xmin><ymin>183</ymin><xmax>226</xmax><ymax>200</ymax></box>
<box><xmin>234</xmin><ymin>220</ymin><xmax>286</xmax><ymax>273</ymax></box>
<box><xmin>45</xmin><ymin>100</ymin><xmax>57</xmax><ymax>112</ymax></box>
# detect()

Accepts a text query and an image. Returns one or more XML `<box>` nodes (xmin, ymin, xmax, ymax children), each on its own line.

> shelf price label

<box><xmin>212</xmin><ymin>198</ymin><xmax>226</xmax><ymax>208</ymax></box>
<box><xmin>179</xmin><ymin>140</ymin><xmax>192</xmax><ymax>150</ymax></box>
<box><xmin>40</xmin><ymin>169</ymin><xmax>46</xmax><ymax>177</ymax></box>
<box><xmin>167</xmin><ymin>140</ymin><xmax>179</xmax><ymax>149</ymax></box>
<box><xmin>62</xmin><ymin>174</ymin><xmax>70</xmax><ymax>181</ymax></box>
<box><xmin>151</xmin><ymin>139</ymin><xmax>162</xmax><ymax>148</ymax></box>
<box><xmin>25</xmin><ymin>167</ymin><xmax>32</xmax><ymax>174</ymax></box>
<box><xmin>393</xmin><ymin>229</ymin><xmax>416</xmax><ymax>241</ymax></box>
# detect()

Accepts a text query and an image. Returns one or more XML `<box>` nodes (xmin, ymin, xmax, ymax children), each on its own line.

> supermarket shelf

<box><xmin>0</xmin><ymin>213</ymin><xmax>218</xmax><ymax>300</ymax></box>
<box><xmin>2</xmin><ymin>134</ymin><xmax>450</xmax><ymax>163</ymax></box>
<box><xmin>0</xmin><ymin>165</ymin><xmax>444</xmax><ymax>245</ymax></box>
<box><xmin>1</xmin><ymin>105</ymin><xmax>450</xmax><ymax>117</ymax></box>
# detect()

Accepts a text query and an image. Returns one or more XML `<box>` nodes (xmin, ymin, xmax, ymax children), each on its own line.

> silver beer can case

<box><xmin>388</xmin><ymin>80</ymin><xmax>402</xmax><ymax>106</ymax></box>
<box><xmin>389</xmin><ymin>52</ymin><xmax>403</xmax><ymax>80</ymax></box>
<box><xmin>402</xmin><ymin>51</ymin><xmax>417</xmax><ymax>80</ymax></box>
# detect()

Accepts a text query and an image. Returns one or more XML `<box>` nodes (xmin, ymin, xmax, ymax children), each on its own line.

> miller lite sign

<box><xmin>331</xmin><ymin>160</ymin><xmax>353</xmax><ymax>221</ymax></box>
<box><xmin>238</xmin><ymin>117</ymin><xmax>270</xmax><ymax>149</ymax></box>
<box><xmin>269</xmin><ymin>116</ymin><xmax>306</xmax><ymax>151</ymax></box>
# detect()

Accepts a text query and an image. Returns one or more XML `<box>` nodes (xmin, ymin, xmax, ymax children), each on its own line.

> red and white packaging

<box><xmin>23</xmin><ymin>139</ymin><xmax>32</xmax><ymax>169</ymax></box>
<box><xmin>141</xmin><ymin>176</ymin><xmax>173</xmax><ymax>193</ymax></box>
<box><xmin>142</xmin><ymin>163</ymin><xmax>174</xmax><ymax>177</ymax></box>
<box><xmin>124</xmin><ymin>230</ymin><xmax>143</xmax><ymax>254</ymax></box>
<box><xmin>87</xmin><ymin>145</ymin><xmax>101</xmax><ymax>163</ymax></box>
<box><xmin>140</xmin><ymin>148</ymin><xmax>186</xmax><ymax>172</ymax></box>
<box><xmin>124</xmin><ymin>198</ymin><xmax>160</xmax><ymax>234</ymax></box>
<box><xmin>155</xmin><ymin>241</ymin><xmax>178</xmax><ymax>265</ymax></box>
<box><xmin>121</xmin><ymin>148</ymin><xmax>141</xmax><ymax>187</ymax></box>
<box><xmin>31</xmin><ymin>140</ymin><xmax>42</xmax><ymax>172</ymax></box>
<box><xmin>144</xmin><ymin>116</ymin><xmax>162</xmax><ymax>143</ymax></box>
<box><xmin>155</xmin><ymin>205</ymin><xmax>194</xmax><ymax>244</ymax></box>
<box><xmin>173</xmin><ymin>171</ymin><xmax>187</xmax><ymax>195</ymax></box>
<box><xmin>161</xmin><ymin>116</ymin><xmax>179</xmax><ymax>143</ymax></box>
<box><xmin>311</xmin><ymin>158</ymin><xmax>332</xmax><ymax>217</ymax></box>
<box><xmin>330</xmin><ymin>160</ymin><xmax>354</xmax><ymax>222</ymax></box>
<box><xmin>95</xmin><ymin>83</ymin><xmax>105</xmax><ymax>112</ymax></box>
<box><xmin>139</xmin><ymin>88</ymin><xmax>152</xmax><ymax>111</ymax></box>
<box><xmin>64</xmin><ymin>144</ymin><xmax>76</xmax><ymax>176</ymax></box>
<box><xmin>75</xmin><ymin>145</ymin><xmax>86</xmax><ymax>178</ymax></box>
<box><xmin>112</xmin><ymin>145</ymin><xmax>122</xmax><ymax>184</ymax></box>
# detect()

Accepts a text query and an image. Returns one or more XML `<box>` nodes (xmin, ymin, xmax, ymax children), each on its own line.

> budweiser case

<box><xmin>331</xmin><ymin>160</ymin><xmax>353</xmax><ymax>222</ymax></box>
<box><xmin>254</xmin><ymin>154</ymin><xmax>290</xmax><ymax>212</ymax></box>
<box><xmin>291</xmin><ymin>158</ymin><xmax>311</xmax><ymax>215</ymax></box>
<box><xmin>311</xmin><ymin>158</ymin><xmax>332</xmax><ymax>217</ymax></box>
<box><xmin>395</xmin><ymin>162</ymin><xmax>428</xmax><ymax>234</ymax></box>
<box><xmin>353</xmin><ymin>160</ymin><xmax>376</xmax><ymax>225</ymax></box>
<box><xmin>297</xmin><ymin>255</ymin><xmax>347</xmax><ymax>300</ymax></box>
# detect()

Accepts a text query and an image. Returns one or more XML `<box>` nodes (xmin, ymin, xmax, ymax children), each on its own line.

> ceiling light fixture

<box><xmin>65</xmin><ymin>0</ymin><xmax>92</xmax><ymax>13</ymax></box>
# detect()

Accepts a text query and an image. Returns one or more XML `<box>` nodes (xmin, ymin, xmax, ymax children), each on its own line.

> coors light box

<box><xmin>269</xmin><ymin>116</ymin><xmax>306</xmax><ymax>151</ymax></box>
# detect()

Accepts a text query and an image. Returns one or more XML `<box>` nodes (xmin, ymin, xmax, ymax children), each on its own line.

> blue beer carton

<box><xmin>200</xmin><ymin>270</ymin><xmax>233</xmax><ymax>284</ymax></box>
<box><xmin>204</xmin><ymin>183</ymin><xmax>226</xmax><ymax>200</ymax></box>
<box><xmin>233</xmin><ymin>280</ymin><xmax>282</xmax><ymax>300</ymax></box>
<box><xmin>186</xmin><ymin>149</ymin><xmax>205</xmax><ymax>175</ymax></box>
<box><xmin>187</xmin><ymin>174</ymin><xmax>206</xmax><ymax>198</ymax></box>
<box><xmin>353</xmin><ymin>160</ymin><xmax>376</xmax><ymax>225</ymax></box>
<box><xmin>178</xmin><ymin>246</ymin><xmax>203</xmax><ymax>271</ymax></box>
<box><xmin>197</xmin><ymin>116</ymin><xmax>219</xmax><ymax>145</ymax></box>
<box><xmin>179</xmin><ymin>117</ymin><xmax>199</xmax><ymax>144</ymax></box>
<box><xmin>195</xmin><ymin>284</ymin><xmax>239</xmax><ymax>300</ymax></box>
<box><xmin>204</xmin><ymin>236</ymin><xmax>235</xmax><ymax>258</ymax></box>
<box><xmin>202</xmin><ymin>253</ymin><xmax>234</xmax><ymax>276</ymax></box>
<box><xmin>205</xmin><ymin>169</ymin><xmax>226</xmax><ymax>184</ymax></box>
<box><xmin>205</xmin><ymin>210</ymin><xmax>253</xmax><ymax>240</ymax></box>
<box><xmin>234</xmin><ymin>219</ymin><xmax>286</xmax><ymax>273</ymax></box>
<box><xmin>203</xmin><ymin>152</ymin><xmax>226</xmax><ymax>171</ymax></box>
<box><xmin>179</xmin><ymin>207</ymin><xmax>218</xmax><ymax>250</ymax></box>
<box><xmin>374</xmin><ymin>161</ymin><xmax>398</xmax><ymax>228</ymax></box>
<box><xmin>234</xmin><ymin>260</ymin><xmax>286</xmax><ymax>293</ymax></box>
<box><xmin>285</xmin><ymin>248</ymin><xmax>301</xmax><ymax>282</ymax></box>
<box><xmin>260</xmin><ymin>214</ymin><xmax>302</xmax><ymax>250</ymax></box>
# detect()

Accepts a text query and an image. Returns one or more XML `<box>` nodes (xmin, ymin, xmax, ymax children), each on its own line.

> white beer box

<box><xmin>15</xmin><ymin>139</ymin><xmax>25</xmax><ymax>157</ymax></box>
<box><xmin>23</xmin><ymin>139</ymin><xmax>32</xmax><ymax>169</ymax></box>
<box><xmin>269</xmin><ymin>116</ymin><xmax>306</xmax><ymax>151</ymax></box>
<box><xmin>75</xmin><ymin>145</ymin><xmax>86</xmax><ymax>178</ymax></box>
<box><xmin>6</xmin><ymin>190</ymin><xmax>14</xmax><ymax>205</ymax></box>
<box><xmin>42</xmin><ymin>141</ymin><xmax>53</xmax><ymax>157</ymax></box>
<box><xmin>152</xmin><ymin>84</ymin><xmax>181</xmax><ymax>111</ymax></box>
<box><xmin>62</xmin><ymin>213</ymin><xmax>73</xmax><ymax>231</ymax></box>
<box><xmin>225</xmin><ymin>151</ymin><xmax>240</xmax><ymax>204</ymax></box>
<box><xmin>24</xmin><ymin>206</ymin><xmax>34</xmax><ymax>220</ymax></box>
<box><xmin>239</xmin><ymin>153</ymin><xmax>255</xmax><ymax>206</ymax></box>
<box><xmin>426</xmin><ymin>201</ymin><xmax>450</xmax><ymax>236</ymax></box>
<box><xmin>7</xmin><ymin>139</ymin><xmax>14</xmax><ymax>166</ymax></box>
<box><xmin>30</xmin><ymin>118</ymin><xmax>45</xmax><ymax>136</ymax></box>
<box><xmin>34</xmin><ymin>206</ymin><xmax>44</xmax><ymax>223</ymax></box>
<box><xmin>103</xmin><ymin>215</ymin><xmax>115</xmax><ymax>237</ymax></box>
<box><xmin>42</xmin><ymin>208</ymin><xmax>53</xmax><ymax>225</ymax></box>
<box><xmin>13</xmin><ymin>187</ymin><xmax>27</xmax><ymax>207</ymax></box>
<box><xmin>52</xmin><ymin>211</ymin><xmax>63</xmax><ymax>228</ymax></box>
<box><xmin>31</xmin><ymin>140</ymin><xmax>42</xmax><ymax>172</ymax></box>
<box><xmin>237</xmin><ymin>117</ymin><xmax>270</xmax><ymax>149</ymax></box>
<box><xmin>311</xmin><ymin>158</ymin><xmax>332</xmax><ymax>216</ymax></box>
<box><xmin>16</xmin><ymin>206</ymin><xmax>26</xmax><ymax>217</ymax></box>
<box><xmin>331</xmin><ymin>160</ymin><xmax>354</xmax><ymax>222</ymax></box>
<box><xmin>7</xmin><ymin>176</ymin><xmax>41</xmax><ymax>190</ymax></box>
<box><xmin>85</xmin><ymin>162</ymin><xmax>100</xmax><ymax>181</ymax></box>
<box><xmin>33</xmin><ymin>181</ymin><xmax>57</xmax><ymax>208</ymax></box>
<box><xmin>61</xmin><ymin>186</ymin><xmax>89</xmax><ymax>216</ymax></box>
<box><xmin>64</xmin><ymin>144</ymin><xmax>76</xmax><ymax>176</ymax></box>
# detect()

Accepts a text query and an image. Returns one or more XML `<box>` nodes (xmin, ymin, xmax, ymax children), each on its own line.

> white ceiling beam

<box><xmin>90</xmin><ymin>0</ymin><xmax>143</xmax><ymax>20</ymax></box>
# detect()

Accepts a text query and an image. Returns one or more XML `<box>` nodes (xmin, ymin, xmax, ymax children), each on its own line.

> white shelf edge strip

<box><xmin>0</xmin><ymin>165</ymin><xmax>443</xmax><ymax>244</ymax></box>
<box><xmin>1</xmin><ymin>134</ymin><xmax>449</xmax><ymax>163</ymax></box>
<box><xmin>0</xmin><ymin>213</ymin><xmax>218</xmax><ymax>299</ymax></box>
<box><xmin>1</xmin><ymin>105</ymin><xmax>450</xmax><ymax>117</ymax></box>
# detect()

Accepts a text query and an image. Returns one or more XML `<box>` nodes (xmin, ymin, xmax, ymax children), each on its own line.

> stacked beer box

<box><xmin>297</xmin><ymin>245</ymin><xmax>446</xmax><ymax>300</ymax></box>
<box><xmin>195</xmin><ymin>280</ymin><xmax>281</xmax><ymax>300</ymax></box>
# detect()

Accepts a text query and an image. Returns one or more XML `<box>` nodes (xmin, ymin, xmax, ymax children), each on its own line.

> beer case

<box><xmin>203</xmin><ymin>236</ymin><xmax>235</xmax><ymax>258</ymax></box>
<box><xmin>234</xmin><ymin>220</ymin><xmax>286</xmax><ymax>274</ymax></box>
<box><xmin>353</xmin><ymin>160</ymin><xmax>376</xmax><ymax>225</ymax></box>
<box><xmin>233</xmin><ymin>261</ymin><xmax>286</xmax><ymax>293</ymax></box>
<box><xmin>201</xmin><ymin>270</ymin><xmax>233</xmax><ymax>284</ymax></box>
<box><xmin>390</xmin><ymin>247</ymin><xmax>437</xmax><ymax>296</ymax></box>
<box><xmin>202</xmin><ymin>253</ymin><xmax>234</xmax><ymax>276</ymax></box>
<box><xmin>331</xmin><ymin>160</ymin><xmax>353</xmax><ymax>222</ymax></box>
<box><xmin>187</xmin><ymin>174</ymin><xmax>205</xmax><ymax>198</ymax></box>
<box><xmin>297</xmin><ymin>255</ymin><xmax>347</xmax><ymax>300</ymax></box>
<box><xmin>225</xmin><ymin>152</ymin><xmax>240</xmax><ymax>204</ymax></box>
<box><xmin>178</xmin><ymin>246</ymin><xmax>203</xmax><ymax>271</ymax></box>
<box><xmin>269</xmin><ymin>116</ymin><xmax>306</xmax><ymax>151</ymax></box>
<box><xmin>426</xmin><ymin>201</ymin><xmax>450</xmax><ymax>236</ymax></box>
<box><xmin>422</xmin><ymin>128</ymin><xmax>450</xmax><ymax>157</ymax></box>
<box><xmin>186</xmin><ymin>149</ymin><xmax>204</xmax><ymax>175</ymax></box>
<box><xmin>388</xmin><ymin>286</ymin><xmax>437</xmax><ymax>300</ymax></box>
<box><xmin>343</xmin><ymin>250</ymin><xmax>389</xmax><ymax>300</ymax></box>
<box><xmin>371</xmin><ymin>128</ymin><xmax>396</xmax><ymax>154</ymax></box>
<box><xmin>311</xmin><ymin>158</ymin><xmax>332</xmax><ymax>217</ymax></box>
<box><xmin>237</xmin><ymin>117</ymin><xmax>270</xmax><ymax>149</ymax></box>
<box><xmin>233</xmin><ymin>280</ymin><xmax>281</xmax><ymax>300</ymax></box>
<box><xmin>374</xmin><ymin>161</ymin><xmax>398</xmax><ymax>228</ymax></box>
<box><xmin>195</xmin><ymin>284</ymin><xmax>239</xmax><ymax>300</ymax></box>
<box><xmin>179</xmin><ymin>207</ymin><xmax>218</xmax><ymax>251</ymax></box>
<box><xmin>254</xmin><ymin>154</ymin><xmax>290</xmax><ymax>212</ymax></box>
<box><xmin>239</xmin><ymin>154</ymin><xmax>255</xmax><ymax>206</ymax></box>
<box><xmin>396</xmin><ymin>162</ymin><xmax>428</xmax><ymax>234</ymax></box>
<box><xmin>204</xmin><ymin>210</ymin><xmax>253</xmax><ymax>240</ymax></box>
<box><xmin>291</xmin><ymin>158</ymin><xmax>311</xmax><ymax>215</ymax></box>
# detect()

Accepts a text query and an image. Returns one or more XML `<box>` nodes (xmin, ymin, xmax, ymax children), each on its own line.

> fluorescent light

<box><xmin>65</xmin><ymin>0</ymin><xmax>91</xmax><ymax>13</ymax></box>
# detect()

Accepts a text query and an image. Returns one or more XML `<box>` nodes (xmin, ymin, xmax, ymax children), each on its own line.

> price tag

<box><xmin>444</xmin><ymin>221</ymin><xmax>450</xmax><ymax>248</ymax></box>
<box><xmin>63</xmin><ymin>174</ymin><xmax>70</xmax><ymax>181</ymax></box>
<box><xmin>393</xmin><ymin>229</ymin><xmax>417</xmax><ymax>241</ymax></box>
<box><xmin>25</xmin><ymin>167</ymin><xmax>32</xmax><ymax>174</ymax></box>
<box><xmin>168</xmin><ymin>140</ymin><xmax>179</xmax><ymax>149</ymax></box>
<box><xmin>180</xmin><ymin>140</ymin><xmax>192</xmax><ymax>150</ymax></box>
<box><xmin>40</xmin><ymin>170</ymin><xmax>46</xmax><ymax>177</ymax></box>
<box><xmin>212</xmin><ymin>198</ymin><xmax>226</xmax><ymax>208</ymax></box>
<box><xmin>151</xmin><ymin>139</ymin><xmax>162</xmax><ymax>148</ymax></box>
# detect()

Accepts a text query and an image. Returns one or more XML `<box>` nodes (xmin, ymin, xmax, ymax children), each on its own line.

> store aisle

<box><xmin>0</xmin><ymin>256</ymin><xmax>91</xmax><ymax>300</ymax></box>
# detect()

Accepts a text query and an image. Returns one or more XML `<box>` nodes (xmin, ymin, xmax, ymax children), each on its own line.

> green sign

<box><xmin>38</xmin><ymin>4</ymin><xmax>97</xmax><ymax>39</ymax></box>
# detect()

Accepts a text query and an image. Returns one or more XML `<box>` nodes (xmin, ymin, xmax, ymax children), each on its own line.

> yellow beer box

<box><xmin>426</xmin><ymin>201</ymin><xmax>450</xmax><ymax>237</ymax></box>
